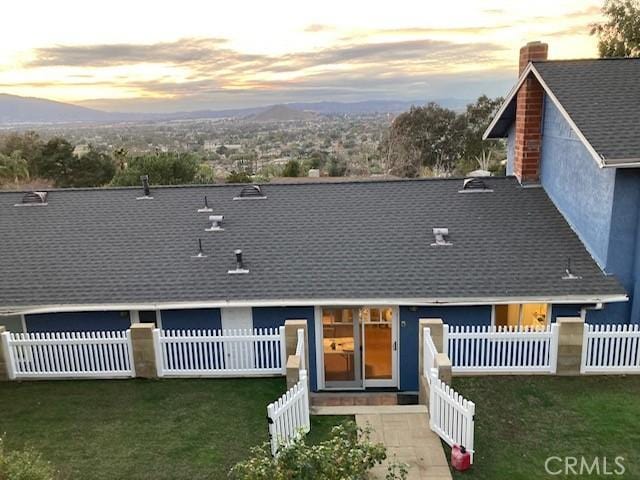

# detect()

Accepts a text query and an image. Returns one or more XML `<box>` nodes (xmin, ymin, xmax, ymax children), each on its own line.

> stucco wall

<box><xmin>25</xmin><ymin>311</ymin><xmax>131</xmax><ymax>332</ymax></box>
<box><xmin>399</xmin><ymin>305</ymin><xmax>492</xmax><ymax>391</ymax></box>
<box><xmin>539</xmin><ymin>96</ymin><xmax>616</xmax><ymax>269</ymax></box>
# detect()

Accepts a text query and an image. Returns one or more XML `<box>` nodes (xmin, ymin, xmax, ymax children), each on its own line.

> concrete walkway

<box><xmin>313</xmin><ymin>405</ymin><xmax>452</xmax><ymax>480</ymax></box>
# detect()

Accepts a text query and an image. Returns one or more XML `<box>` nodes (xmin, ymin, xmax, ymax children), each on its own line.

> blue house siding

<box><xmin>25</xmin><ymin>311</ymin><xmax>131</xmax><ymax>332</ymax></box>
<box><xmin>539</xmin><ymin>96</ymin><xmax>616</xmax><ymax>269</ymax></box>
<box><xmin>398</xmin><ymin>305</ymin><xmax>492</xmax><ymax>391</ymax></box>
<box><xmin>252</xmin><ymin>307</ymin><xmax>317</xmax><ymax>391</ymax></box>
<box><xmin>550</xmin><ymin>304</ymin><xmax>583</xmax><ymax>322</ymax></box>
<box><xmin>160</xmin><ymin>308</ymin><xmax>222</xmax><ymax>330</ymax></box>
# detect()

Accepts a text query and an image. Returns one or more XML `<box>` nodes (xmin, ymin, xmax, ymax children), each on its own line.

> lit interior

<box><xmin>495</xmin><ymin>304</ymin><xmax>549</xmax><ymax>328</ymax></box>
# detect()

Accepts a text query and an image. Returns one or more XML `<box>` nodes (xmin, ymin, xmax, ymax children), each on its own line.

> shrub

<box><xmin>0</xmin><ymin>439</ymin><xmax>57</xmax><ymax>480</ymax></box>
<box><xmin>225</xmin><ymin>171</ymin><xmax>253</xmax><ymax>183</ymax></box>
<box><xmin>228</xmin><ymin>421</ymin><xmax>407</xmax><ymax>480</ymax></box>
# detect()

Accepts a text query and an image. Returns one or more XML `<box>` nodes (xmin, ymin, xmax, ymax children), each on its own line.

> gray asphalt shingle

<box><xmin>0</xmin><ymin>178</ymin><xmax>625</xmax><ymax>312</ymax></box>
<box><xmin>487</xmin><ymin>58</ymin><xmax>640</xmax><ymax>164</ymax></box>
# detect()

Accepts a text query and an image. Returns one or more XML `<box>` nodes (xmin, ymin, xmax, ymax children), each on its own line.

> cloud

<box><xmin>15</xmin><ymin>36</ymin><xmax>511</xmax><ymax>111</ymax></box>
<box><xmin>28</xmin><ymin>37</ymin><xmax>233</xmax><ymax>67</ymax></box>
<box><xmin>303</xmin><ymin>24</ymin><xmax>334</xmax><ymax>33</ymax></box>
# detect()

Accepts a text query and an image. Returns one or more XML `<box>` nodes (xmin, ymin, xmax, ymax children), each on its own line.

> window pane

<box><xmin>521</xmin><ymin>304</ymin><xmax>548</xmax><ymax>328</ymax></box>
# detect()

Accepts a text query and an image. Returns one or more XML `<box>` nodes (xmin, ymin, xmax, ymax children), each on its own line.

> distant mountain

<box><xmin>248</xmin><ymin>104</ymin><xmax>318</xmax><ymax>122</ymax></box>
<box><xmin>0</xmin><ymin>93</ymin><xmax>472</xmax><ymax>125</ymax></box>
<box><xmin>0</xmin><ymin>93</ymin><xmax>116</xmax><ymax>124</ymax></box>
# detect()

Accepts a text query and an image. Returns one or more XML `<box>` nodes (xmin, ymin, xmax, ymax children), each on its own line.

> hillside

<box><xmin>0</xmin><ymin>93</ymin><xmax>115</xmax><ymax>124</ymax></box>
<box><xmin>249</xmin><ymin>104</ymin><xmax>318</xmax><ymax>122</ymax></box>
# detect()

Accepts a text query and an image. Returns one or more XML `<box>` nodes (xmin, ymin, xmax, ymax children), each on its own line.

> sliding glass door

<box><xmin>321</xmin><ymin>306</ymin><xmax>397</xmax><ymax>389</ymax></box>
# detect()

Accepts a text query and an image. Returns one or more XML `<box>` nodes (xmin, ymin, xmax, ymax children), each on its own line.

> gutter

<box><xmin>0</xmin><ymin>294</ymin><xmax>629</xmax><ymax>316</ymax></box>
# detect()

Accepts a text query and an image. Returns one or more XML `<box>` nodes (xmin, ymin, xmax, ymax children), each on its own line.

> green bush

<box><xmin>229</xmin><ymin>421</ymin><xmax>407</xmax><ymax>480</ymax></box>
<box><xmin>0</xmin><ymin>439</ymin><xmax>57</xmax><ymax>480</ymax></box>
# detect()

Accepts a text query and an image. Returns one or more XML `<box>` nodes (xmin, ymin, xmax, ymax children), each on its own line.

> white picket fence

<box><xmin>428</xmin><ymin>369</ymin><xmax>475</xmax><ymax>463</ymax></box>
<box><xmin>423</xmin><ymin>327</ymin><xmax>438</xmax><ymax>375</ymax></box>
<box><xmin>0</xmin><ymin>330</ymin><xmax>134</xmax><ymax>379</ymax></box>
<box><xmin>153</xmin><ymin>327</ymin><xmax>286</xmax><ymax>377</ymax></box>
<box><xmin>444</xmin><ymin>324</ymin><xmax>559</xmax><ymax>374</ymax></box>
<box><xmin>581</xmin><ymin>324</ymin><xmax>640</xmax><ymax>374</ymax></box>
<box><xmin>267</xmin><ymin>369</ymin><xmax>310</xmax><ymax>456</ymax></box>
<box><xmin>295</xmin><ymin>328</ymin><xmax>305</xmax><ymax>370</ymax></box>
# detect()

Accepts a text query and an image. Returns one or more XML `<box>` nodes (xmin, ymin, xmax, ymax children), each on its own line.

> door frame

<box><xmin>315</xmin><ymin>305</ymin><xmax>399</xmax><ymax>391</ymax></box>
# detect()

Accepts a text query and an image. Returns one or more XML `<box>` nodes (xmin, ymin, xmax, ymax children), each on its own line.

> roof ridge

<box><xmin>0</xmin><ymin>176</ymin><xmax>517</xmax><ymax>194</ymax></box>
<box><xmin>534</xmin><ymin>57</ymin><xmax>640</xmax><ymax>63</ymax></box>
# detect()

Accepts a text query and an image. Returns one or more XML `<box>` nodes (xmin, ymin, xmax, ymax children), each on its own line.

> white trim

<box><xmin>129</xmin><ymin>310</ymin><xmax>140</xmax><ymax>325</ymax></box>
<box><xmin>20</xmin><ymin>314</ymin><xmax>26</xmax><ymax>333</ymax></box>
<box><xmin>483</xmin><ymin>63</ymin><xmax>614</xmax><ymax>170</ymax></box>
<box><xmin>0</xmin><ymin>293</ymin><xmax>627</xmax><ymax>317</ymax></box>
<box><xmin>482</xmin><ymin>62</ymin><xmax>534</xmax><ymax>141</ymax></box>
<box><xmin>156</xmin><ymin>309</ymin><xmax>163</xmax><ymax>330</ymax></box>
<box><xmin>314</xmin><ymin>306</ymin><xmax>325</xmax><ymax>390</ymax></box>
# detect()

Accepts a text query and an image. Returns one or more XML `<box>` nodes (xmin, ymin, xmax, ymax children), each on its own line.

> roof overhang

<box><xmin>0</xmin><ymin>293</ymin><xmax>629</xmax><ymax>316</ymax></box>
<box><xmin>483</xmin><ymin>63</ymin><xmax>635</xmax><ymax>170</ymax></box>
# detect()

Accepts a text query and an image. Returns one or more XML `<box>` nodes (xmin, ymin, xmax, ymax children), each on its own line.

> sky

<box><xmin>0</xmin><ymin>0</ymin><xmax>604</xmax><ymax>113</ymax></box>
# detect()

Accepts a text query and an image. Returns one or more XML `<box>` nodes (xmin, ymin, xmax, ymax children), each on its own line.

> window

<box><xmin>494</xmin><ymin>303</ymin><xmax>549</xmax><ymax>328</ymax></box>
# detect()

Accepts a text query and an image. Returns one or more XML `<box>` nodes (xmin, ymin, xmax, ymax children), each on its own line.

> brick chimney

<box><xmin>514</xmin><ymin>41</ymin><xmax>548</xmax><ymax>183</ymax></box>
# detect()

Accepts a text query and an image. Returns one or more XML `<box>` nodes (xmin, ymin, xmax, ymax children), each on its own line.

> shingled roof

<box><xmin>485</xmin><ymin>58</ymin><xmax>640</xmax><ymax>167</ymax></box>
<box><xmin>0</xmin><ymin>178</ymin><xmax>626</xmax><ymax>314</ymax></box>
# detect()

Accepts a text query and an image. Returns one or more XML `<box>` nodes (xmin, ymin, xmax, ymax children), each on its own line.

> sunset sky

<box><xmin>0</xmin><ymin>0</ymin><xmax>604</xmax><ymax>112</ymax></box>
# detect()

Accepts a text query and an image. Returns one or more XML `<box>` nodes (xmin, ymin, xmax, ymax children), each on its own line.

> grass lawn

<box><xmin>0</xmin><ymin>378</ymin><xmax>351</xmax><ymax>480</ymax></box>
<box><xmin>447</xmin><ymin>376</ymin><xmax>640</xmax><ymax>480</ymax></box>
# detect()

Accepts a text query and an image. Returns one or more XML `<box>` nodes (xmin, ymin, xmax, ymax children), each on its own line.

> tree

<box><xmin>1</xmin><ymin>131</ymin><xmax>44</xmax><ymax>177</ymax></box>
<box><xmin>0</xmin><ymin>152</ymin><xmax>29</xmax><ymax>185</ymax></box>
<box><xmin>282</xmin><ymin>159</ymin><xmax>301</xmax><ymax>177</ymax></box>
<box><xmin>229</xmin><ymin>422</ymin><xmax>407</xmax><ymax>480</ymax></box>
<box><xmin>592</xmin><ymin>0</ymin><xmax>640</xmax><ymax>57</ymax></box>
<box><xmin>382</xmin><ymin>103</ymin><xmax>466</xmax><ymax>177</ymax></box>
<box><xmin>34</xmin><ymin>138</ymin><xmax>76</xmax><ymax>185</ymax></box>
<box><xmin>111</xmin><ymin>152</ymin><xmax>199</xmax><ymax>186</ymax></box>
<box><xmin>55</xmin><ymin>147</ymin><xmax>116</xmax><ymax>188</ymax></box>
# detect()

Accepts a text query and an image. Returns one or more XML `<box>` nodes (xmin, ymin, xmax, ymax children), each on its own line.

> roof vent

<box><xmin>233</xmin><ymin>185</ymin><xmax>266</xmax><ymax>200</ymax></box>
<box><xmin>15</xmin><ymin>191</ymin><xmax>48</xmax><ymax>206</ymax></box>
<box><xmin>228</xmin><ymin>249</ymin><xmax>249</xmax><ymax>274</ymax></box>
<box><xmin>431</xmin><ymin>228</ymin><xmax>452</xmax><ymax>246</ymax></box>
<box><xmin>459</xmin><ymin>178</ymin><xmax>493</xmax><ymax>193</ymax></box>
<box><xmin>197</xmin><ymin>195</ymin><xmax>213</xmax><ymax>213</ymax></box>
<box><xmin>191</xmin><ymin>239</ymin><xmax>207</xmax><ymax>258</ymax></box>
<box><xmin>136</xmin><ymin>175</ymin><xmax>153</xmax><ymax>200</ymax></box>
<box><xmin>562</xmin><ymin>257</ymin><xmax>582</xmax><ymax>280</ymax></box>
<box><xmin>205</xmin><ymin>215</ymin><xmax>224</xmax><ymax>232</ymax></box>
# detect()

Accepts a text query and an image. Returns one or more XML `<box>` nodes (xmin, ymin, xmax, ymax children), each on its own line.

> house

<box><xmin>0</xmin><ymin>177</ymin><xmax>625</xmax><ymax>392</ymax></box>
<box><xmin>0</xmin><ymin>42</ymin><xmax>636</xmax><ymax>393</ymax></box>
<box><xmin>485</xmin><ymin>41</ymin><xmax>640</xmax><ymax>326</ymax></box>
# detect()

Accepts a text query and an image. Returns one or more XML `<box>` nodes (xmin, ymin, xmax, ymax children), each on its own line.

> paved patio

<box><xmin>312</xmin><ymin>405</ymin><xmax>452</xmax><ymax>480</ymax></box>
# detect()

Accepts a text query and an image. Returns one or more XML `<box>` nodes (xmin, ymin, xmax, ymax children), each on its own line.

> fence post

<box><xmin>466</xmin><ymin>401</ymin><xmax>476</xmax><ymax>463</ymax></box>
<box><xmin>435</xmin><ymin>353</ymin><xmax>452</xmax><ymax>384</ymax></box>
<box><xmin>130</xmin><ymin>323</ymin><xmax>158</xmax><ymax>379</ymax></box>
<box><xmin>284</xmin><ymin>320</ymin><xmax>308</xmax><ymax>375</ymax></box>
<box><xmin>267</xmin><ymin>402</ymin><xmax>278</xmax><ymax>457</ymax></box>
<box><xmin>0</xmin><ymin>328</ymin><xmax>16</xmax><ymax>380</ymax></box>
<box><xmin>279</xmin><ymin>326</ymin><xmax>287</xmax><ymax>375</ymax></box>
<box><xmin>549</xmin><ymin>323</ymin><xmax>560</xmax><ymax>374</ymax></box>
<box><xmin>421</xmin><ymin>318</ymin><xmax>444</xmax><ymax>352</ymax></box>
<box><xmin>580</xmin><ymin>323</ymin><xmax>590</xmax><ymax>374</ymax></box>
<box><xmin>152</xmin><ymin>328</ymin><xmax>164</xmax><ymax>377</ymax></box>
<box><xmin>300</xmin><ymin>369</ymin><xmax>310</xmax><ymax>431</ymax></box>
<box><xmin>556</xmin><ymin>318</ymin><xmax>585</xmax><ymax>376</ymax></box>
